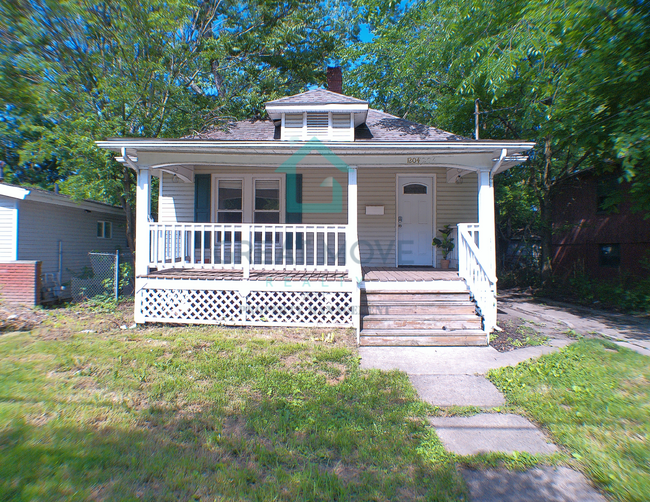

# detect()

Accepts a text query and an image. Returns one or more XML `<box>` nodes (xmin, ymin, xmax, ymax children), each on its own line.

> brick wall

<box><xmin>0</xmin><ymin>261</ymin><xmax>42</xmax><ymax>305</ymax></box>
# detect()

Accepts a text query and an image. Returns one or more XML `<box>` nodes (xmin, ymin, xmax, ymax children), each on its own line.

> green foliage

<box><xmin>345</xmin><ymin>0</ymin><xmax>650</xmax><ymax>279</ymax></box>
<box><xmin>488</xmin><ymin>340</ymin><xmax>650</xmax><ymax>501</ymax></box>
<box><xmin>432</xmin><ymin>224</ymin><xmax>455</xmax><ymax>259</ymax></box>
<box><xmin>0</xmin><ymin>0</ymin><xmax>354</xmax><ymax>250</ymax></box>
<box><xmin>539</xmin><ymin>264</ymin><xmax>650</xmax><ymax>313</ymax></box>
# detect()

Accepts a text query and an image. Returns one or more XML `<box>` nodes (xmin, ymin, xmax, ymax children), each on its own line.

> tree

<box><xmin>344</xmin><ymin>0</ymin><xmax>650</xmax><ymax>281</ymax></box>
<box><xmin>0</xmin><ymin>0</ymin><xmax>352</xmax><ymax>252</ymax></box>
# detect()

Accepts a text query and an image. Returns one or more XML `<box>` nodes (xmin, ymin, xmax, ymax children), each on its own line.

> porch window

<box><xmin>217</xmin><ymin>180</ymin><xmax>243</xmax><ymax>223</ymax></box>
<box><xmin>254</xmin><ymin>180</ymin><xmax>280</xmax><ymax>223</ymax></box>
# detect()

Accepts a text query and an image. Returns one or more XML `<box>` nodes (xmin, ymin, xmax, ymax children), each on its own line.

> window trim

<box><xmin>97</xmin><ymin>220</ymin><xmax>112</xmax><ymax>239</ymax></box>
<box><xmin>211</xmin><ymin>173</ymin><xmax>284</xmax><ymax>224</ymax></box>
<box><xmin>215</xmin><ymin>178</ymin><xmax>244</xmax><ymax>223</ymax></box>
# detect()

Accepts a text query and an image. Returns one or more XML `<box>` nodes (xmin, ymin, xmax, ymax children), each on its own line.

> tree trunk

<box><xmin>539</xmin><ymin>194</ymin><xmax>553</xmax><ymax>283</ymax></box>
<box><xmin>118</xmin><ymin>165</ymin><xmax>136</xmax><ymax>255</ymax></box>
<box><xmin>540</xmin><ymin>137</ymin><xmax>554</xmax><ymax>284</ymax></box>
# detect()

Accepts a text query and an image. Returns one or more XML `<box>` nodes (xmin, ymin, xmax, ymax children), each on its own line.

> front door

<box><xmin>397</xmin><ymin>176</ymin><xmax>434</xmax><ymax>266</ymax></box>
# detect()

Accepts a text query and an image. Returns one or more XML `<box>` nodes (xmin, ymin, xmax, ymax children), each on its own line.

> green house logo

<box><xmin>276</xmin><ymin>138</ymin><xmax>349</xmax><ymax>214</ymax></box>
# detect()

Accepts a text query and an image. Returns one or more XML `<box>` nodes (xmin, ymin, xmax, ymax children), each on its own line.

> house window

<box><xmin>403</xmin><ymin>183</ymin><xmax>428</xmax><ymax>194</ymax></box>
<box><xmin>599</xmin><ymin>243</ymin><xmax>621</xmax><ymax>267</ymax></box>
<box><xmin>254</xmin><ymin>180</ymin><xmax>280</xmax><ymax>223</ymax></box>
<box><xmin>217</xmin><ymin>180</ymin><xmax>243</xmax><ymax>223</ymax></box>
<box><xmin>213</xmin><ymin>175</ymin><xmax>283</xmax><ymax>223</ymax></box>
<box><xmin>97</xmin><ymin>221</ymin><xmax>112</xmax><ymax>239</ymax></box>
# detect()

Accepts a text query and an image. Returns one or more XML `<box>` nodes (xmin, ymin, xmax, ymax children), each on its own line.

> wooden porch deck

<box><xmin>144</xmin><ymin>267</ymin><xmax>460</xmax><ymax>282</ymax></box>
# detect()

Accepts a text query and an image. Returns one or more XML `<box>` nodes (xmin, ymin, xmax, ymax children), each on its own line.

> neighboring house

<box><xmin>0</xmin><ymin>183</ymin><xmax>128</xmax><ymax>304</ymax></box>
<box><xmin>551</xmin><ymin>171</ymin><xmax>650</xmax><ymax>281</ymax></box>
<box><xmin>97</xmin><ymin>71</ymin><xmax>534</xmax><ymax>346</ymax></box>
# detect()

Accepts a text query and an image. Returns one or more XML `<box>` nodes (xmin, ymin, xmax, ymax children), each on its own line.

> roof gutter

<box><xmin>96</xmin><ymin>140</ymin><xmax>536</xmax><ymax>153</ymax></box>
<box><xmin>491</xmin><ymin>148</ymin><xmax>507</xmax><ymax>178</ymax></box>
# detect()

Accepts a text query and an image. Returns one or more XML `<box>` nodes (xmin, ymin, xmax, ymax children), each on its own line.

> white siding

<box><xmin>157</xmin><ymin>165</ymin><xmax>478</xmax><ymax>267</ymax></box>
<box><xmin>357</xmin><ymin>167</ymin><xmax>478</xmax><ymax>267</ymax></box>
<box><xmin>158</xmin><ymin>172</ymin><xmax>195</xmax><ymax>222</ymax></box>
<box><xmin>0</xmin><ymin>196</ymin><xmax>17</xmax><ymax>261</ymax></box>
<box><xmin>159</xmin><ymin>167</ymin><xmax>348</xmax><ymax>225</ymax></box>
<box><xmin>17</xmin><ymin>200</ymin><xmax>129</xmax><ymax>285</ymax></box>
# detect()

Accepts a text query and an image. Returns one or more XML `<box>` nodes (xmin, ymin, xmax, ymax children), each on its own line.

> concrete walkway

<box><xmin>500</xmin><ymin>291</ymin><xmax>650</xmax><ymax>356</ymax></box>
<box><xmin>359</xmin><ymin>293</ymin><xmax>625</xmax><ymax>501</ymax></box>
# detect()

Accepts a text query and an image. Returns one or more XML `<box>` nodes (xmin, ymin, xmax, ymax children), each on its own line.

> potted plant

<box><xmin>432</xmin><ymin>225</ymin><xmax>455</xmax><ymax>269</ymax></box>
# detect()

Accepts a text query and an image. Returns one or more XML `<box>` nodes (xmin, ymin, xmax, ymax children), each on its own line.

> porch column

<box><xmin>478</xmin><ymin>167</ymin><xmax>496</xmax><ymax>277</ymax></box>
<box><xmin>135</xmin><ymin>167</ymin><xmax>152</xmax><ymax>277</ymax></box>
<box><xmin>347</xmin><ymin>166</ymin><xmax>361</xmax><ymax>280</ymax></box>
<box><xmin>347</xmin><ymin>166</ymin><xmax>362</xmax><ymax>335</ymax></box>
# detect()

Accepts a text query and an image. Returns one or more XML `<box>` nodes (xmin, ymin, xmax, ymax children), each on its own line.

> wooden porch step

<box><xmin>363</xmin><ymin>292</ymin><xmax>472</xmax><ymax>303</ymax></box>
<box><xmin>362</xmin><ymin>314</ymin><xmax>482</xmax><ymax>330</ymax></box>
<box><xmin>359</xmin><ymin>329</ymin><xmax>487</xmax><ymax>346</ymax></box>
<box><xmin>361</xmin><ymin>304</ymin><xmax>477</xmax><ymax>315</ymax></box>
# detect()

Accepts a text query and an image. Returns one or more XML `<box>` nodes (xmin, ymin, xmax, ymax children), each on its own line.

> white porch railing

<box><xmin>148</xmin><ymin>223</ymin><xmax>349</xmax><ymax>274</ymax></box>
<box><xmin>457</xmin><ymin>223</ymin><xmax>497</xmax><ymax>335</ymax></box>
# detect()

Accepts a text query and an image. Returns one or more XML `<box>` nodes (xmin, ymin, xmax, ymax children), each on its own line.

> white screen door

<box><xmin>397</xmin><ymin>176</ymin><xmax>433</xmax><ymax>266</ymax></box>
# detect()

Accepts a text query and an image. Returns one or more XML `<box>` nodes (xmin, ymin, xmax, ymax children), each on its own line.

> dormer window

<box><xmin>266</xmin><ymin>89</ymin><xmax>369</xmax><ymax>142</ymax></box>
<box><xmin>280</xmin><ymin>112</ymin><xmax>355</xmax><ymax>141</ymax></box>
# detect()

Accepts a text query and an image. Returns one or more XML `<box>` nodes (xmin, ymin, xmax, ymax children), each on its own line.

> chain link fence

<box><xmin>71</xmin><ymin>251</ymin><xmax>134</xmax><ymax>302</ymax></box>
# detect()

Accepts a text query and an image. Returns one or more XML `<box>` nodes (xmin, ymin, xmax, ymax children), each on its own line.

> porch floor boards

<box><xmin>362</xmin><ymin>267</ymin><xmax>461</xmax><ymax>282</ymax></box>
<box><xmin>145</xmin><ymin>268</ymin><xmax>350</xmax><ymax>282</ymax></box>
<box><xmin>144</xmin><ymin>267</ymin><xmax>461</xmax><ymax>282</ymax></box>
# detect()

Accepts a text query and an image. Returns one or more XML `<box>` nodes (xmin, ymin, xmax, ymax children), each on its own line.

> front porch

<box><xmin>146</xmin><ymin>266</ymin><xmax>459</xmax><ymax>282</ymax></box>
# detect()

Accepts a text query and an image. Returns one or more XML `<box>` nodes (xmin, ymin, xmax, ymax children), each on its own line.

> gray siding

<box><xmin>17</xmin><ymin>200</ymin><xmax>128</xmax><ymax>285</ymax></box>
<box><xmin>0</xmin><ymin>196</ymin><xmax>17</xmax><ymax>261</ymax></box>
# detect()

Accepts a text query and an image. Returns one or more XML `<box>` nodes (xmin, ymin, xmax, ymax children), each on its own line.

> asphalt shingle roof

<box><xmin>265</xmin><ymin>89</ymin><xmax>367</xmax><ymax>105</ymax></box>
<box><xmin>188</xmin><ymin>90</ymin><xmax>467</xmax><ymax>141</ymax></box>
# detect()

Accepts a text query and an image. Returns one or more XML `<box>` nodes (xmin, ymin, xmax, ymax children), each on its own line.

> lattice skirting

<box><xmin>140</xmin><ymin>288</ymin><xmax>353</xmax><ymax>326</ymax></box>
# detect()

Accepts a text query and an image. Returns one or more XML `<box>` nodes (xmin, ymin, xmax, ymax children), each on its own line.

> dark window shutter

<box><xmin>194</xmin><ymin>174</ymin><xmax>211</xmax><ymax>222</ymax></box>
<box><xmin>286</xmin><ymin>173</ymin><xmax>302</xmax><ymax>223</ymax></box>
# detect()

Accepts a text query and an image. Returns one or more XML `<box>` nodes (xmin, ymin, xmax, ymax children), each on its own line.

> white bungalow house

<box><xmin>97</xmin><ymin>85</ymin><xmax>533</xmax><ymax>346</ymax></box>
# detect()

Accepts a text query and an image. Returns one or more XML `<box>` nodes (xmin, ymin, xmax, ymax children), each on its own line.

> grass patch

<box><xmin>488</xmin><ymin>339</ymin><xmax>650</xmax><ymax>501</ymax></box>
<box><xmin>0</xmin><ymin>302</ymin><xmax>467</xmax><ymax>501</ymax></box>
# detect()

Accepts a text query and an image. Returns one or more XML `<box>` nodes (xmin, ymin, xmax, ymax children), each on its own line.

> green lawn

<box><xmin>0</xmin><ymin>302</ymin><xmax>466</xmax><ymax>501</ymax></box>
<box><xmin>488</xmin><ymin>339</ymin><xmax>650</xmax><ymax>502</ymax></box>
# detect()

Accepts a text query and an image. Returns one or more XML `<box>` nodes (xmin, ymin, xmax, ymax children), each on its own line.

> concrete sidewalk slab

<box><xmin>462</xmin><ymin>467</ymin><xmax>607</xmax><ymax>502</ymax></box>
<box><xmin>409</xmin><ymin>375</ymin><xmax>505</xmax><ymax>407</ymax></box>
<box><xmin>429</xmin><ymin>414</ymin><xmax>557</xmax><ymax>455</ymax></box>
<box><xmin>360</xmin><ymin>345</ymin><xmax>558</xmax><ymax>375</ymax></box>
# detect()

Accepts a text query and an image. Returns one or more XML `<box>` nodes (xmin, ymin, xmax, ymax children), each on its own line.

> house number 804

<box><xmin>407</xmin><ymin>157</ymin><xmax>420</xmax><ymax>164</ymax></box>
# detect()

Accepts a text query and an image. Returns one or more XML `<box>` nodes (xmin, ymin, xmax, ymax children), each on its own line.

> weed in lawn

<box><xmin>488</xmin><ymin>339</ymin><xmax>650</xmax><ymax>501</ymax></box>
<box><xmin>492</xmin><ymin>318</ymin><xmax>549</xmax><ymax>352</ymax></box>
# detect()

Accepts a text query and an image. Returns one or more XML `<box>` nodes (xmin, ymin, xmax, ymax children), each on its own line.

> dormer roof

<box><xmin>265</xmin><ymin>89</ymin><xmax>369</xmax><ymax>128</ymax></box>
<box><xmin>265</xmin><ymin>89</ymin><xmax>367</xmax><ymax>106</ymax></box>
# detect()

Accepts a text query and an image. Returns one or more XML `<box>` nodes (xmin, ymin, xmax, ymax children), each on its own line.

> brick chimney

<box><xmin>327</xmin><ymin>66</ymin><xmax>343</xmax><ymax>94</ymax></box>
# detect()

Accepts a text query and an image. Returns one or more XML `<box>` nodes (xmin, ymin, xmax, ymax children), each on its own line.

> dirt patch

<box><xmin>491</xmin><ymin>317</ymin><xmax>549</xmax><ymax>352</ymax></box>
<box><xmin>0</xmin><ymin>304</ymin><xmax>47</xmax><ymax>332</ymax></box>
